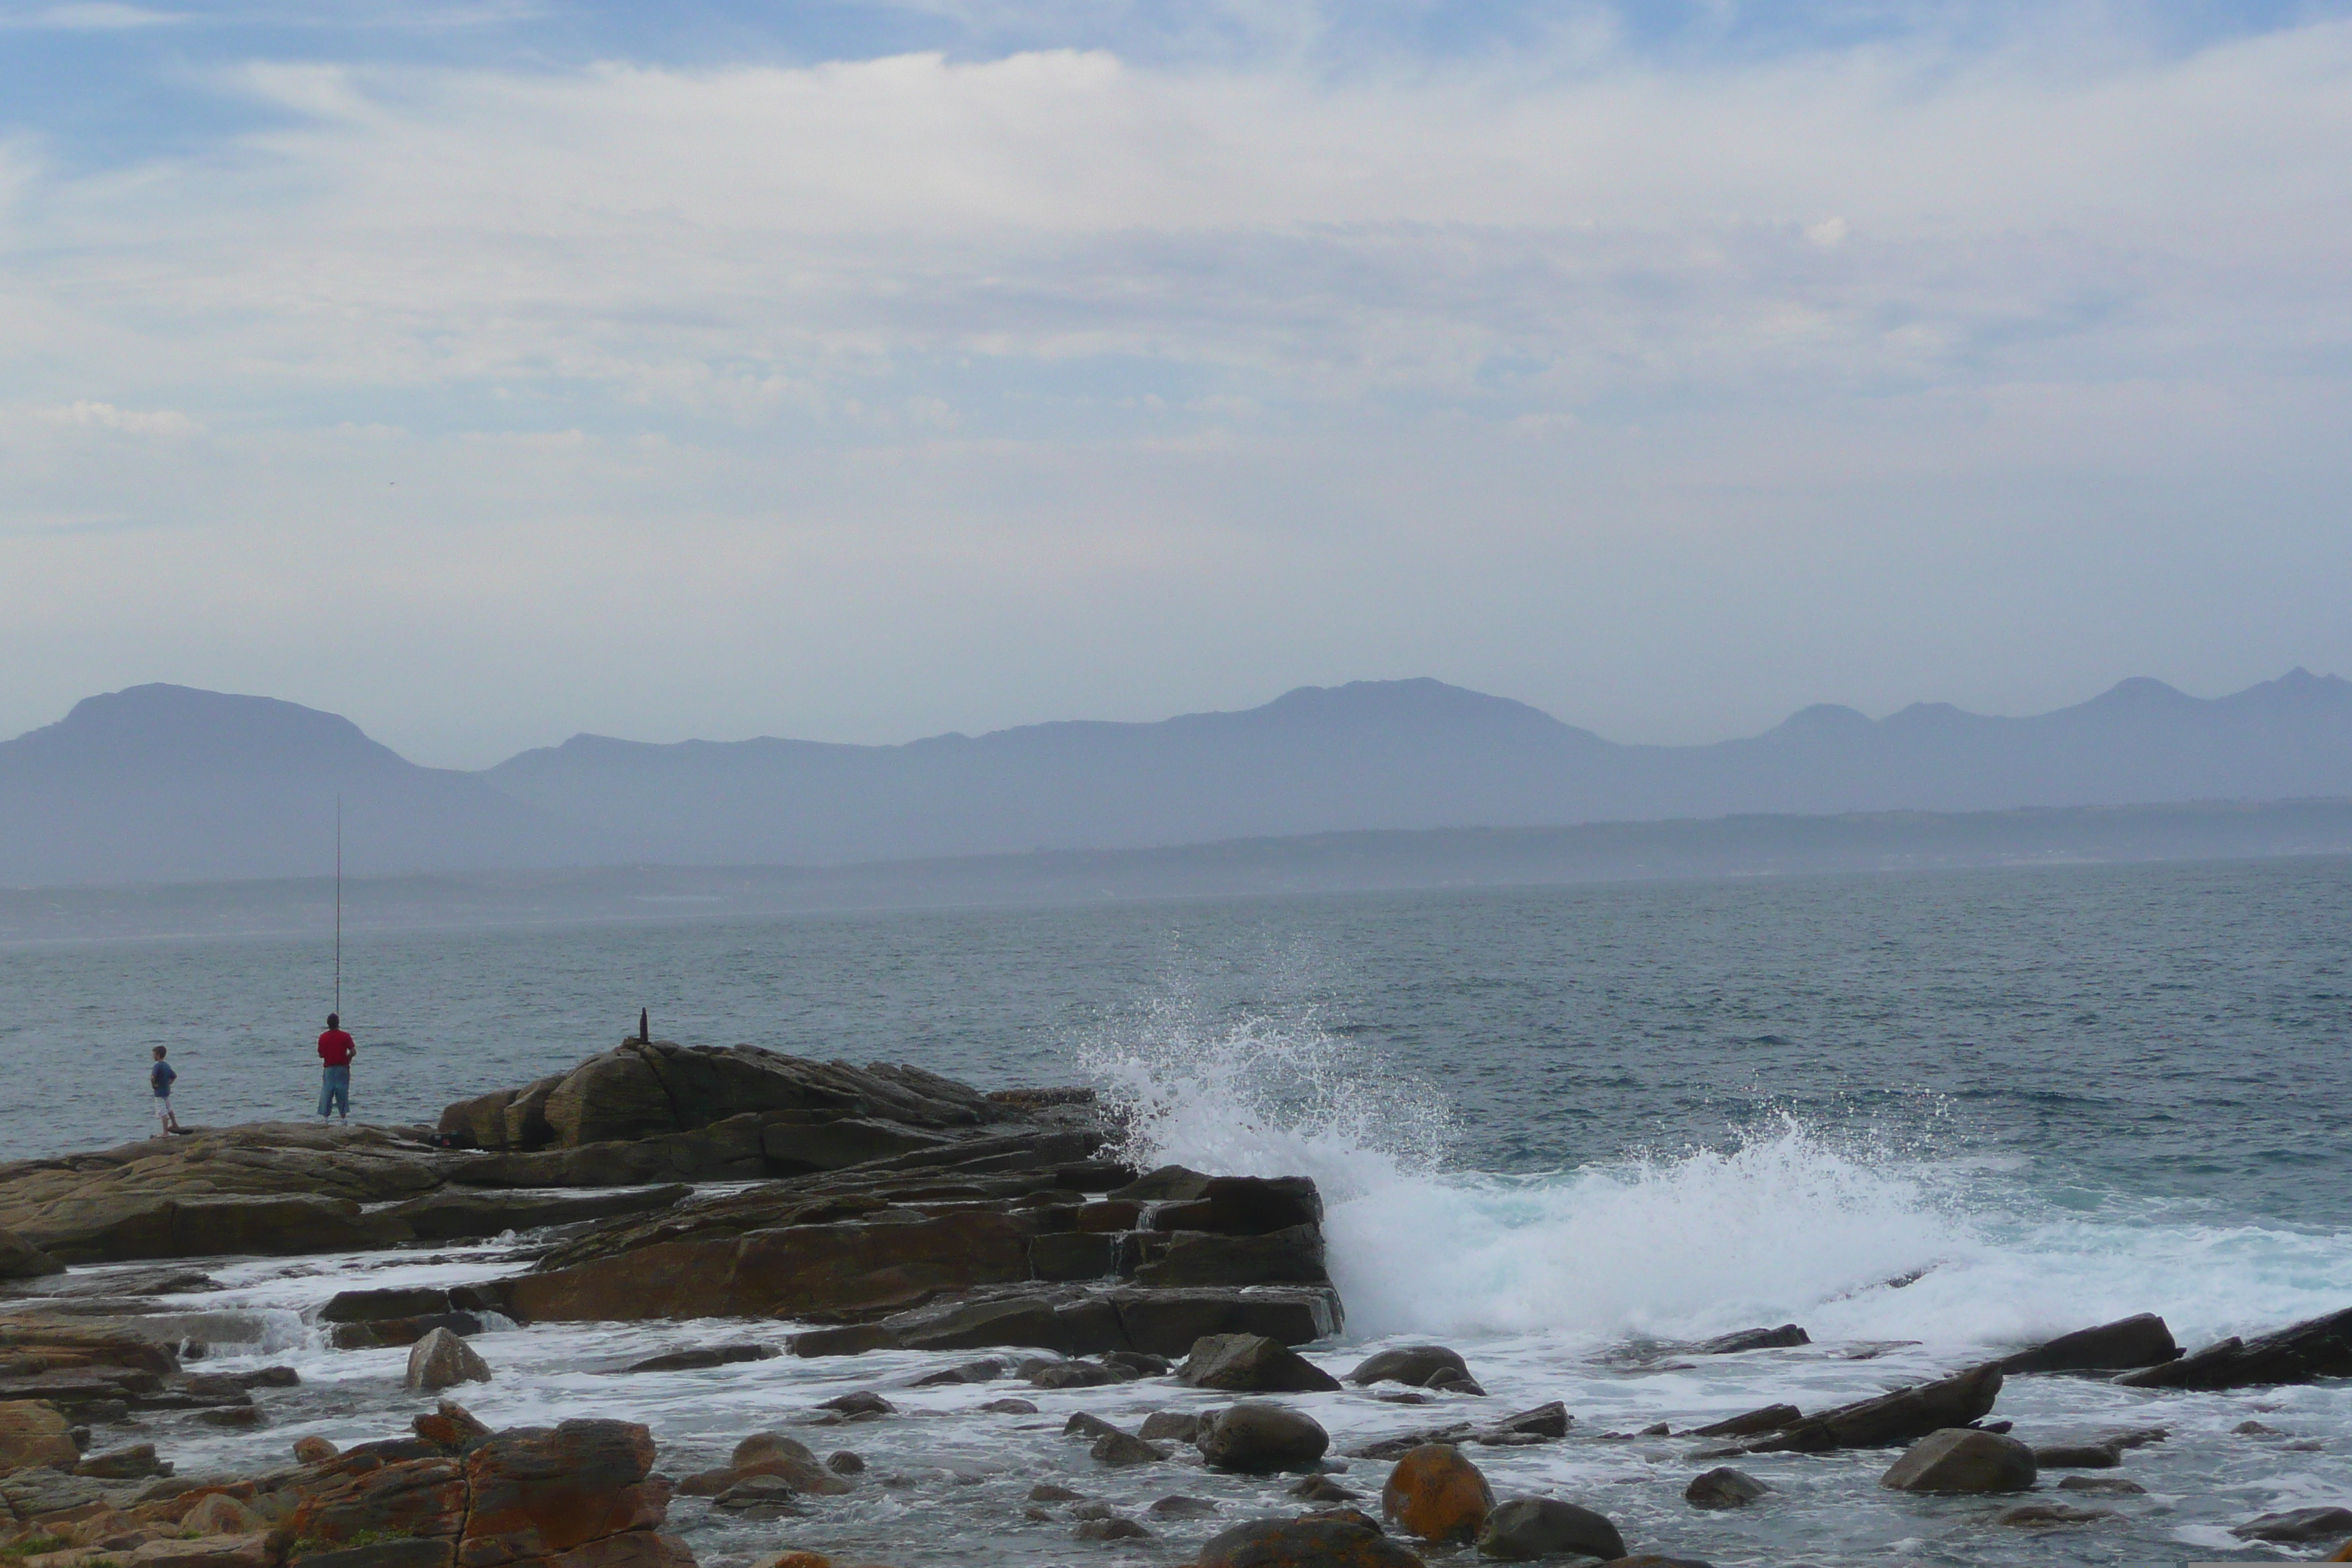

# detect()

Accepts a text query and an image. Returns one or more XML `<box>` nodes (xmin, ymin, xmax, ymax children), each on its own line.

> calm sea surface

<box><xmin>5</xmin><ymin>856</ymin><xmax>2350</xmax><ymax>1566</ymax></box>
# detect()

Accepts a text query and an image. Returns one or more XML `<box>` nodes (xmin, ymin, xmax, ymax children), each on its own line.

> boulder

<box><xmin>1139</xmin><ymin>1411</ymin><xmax>1205</xmax><ymax>1443</ymax></box>
<box><xmin>294</xmin><ymin>1435</ymin><xmax>342</xmax><ymax>1464</ymax></box>
<box><xmin>2115</xmin><ymin>1305</ymin><xmax>2352</xmax><ymax>1390</ymax></box>
<box><xmin>2032</xmin><ymin>1442</ymin><xmax>2121</xmax><ymax>1469</ymax></box>
<box><xmin>1688</xmin><ymin>1403</ymin><xmax>1798</xmax><ymax>1439</ymax></box>
<box><xmin>1474</xmin><ymin>1497</ymin><xmax>1627</xmax><ymax>1561</ymax></box>
<box><xmin>27</xmin><ymin>1194</ymin><xmax>412</xmax><ymax>1264</ymax></box>
<box><xmin>1199</xmin><ymin>1403</ymin><xmax>1330</xmax><ymax>1474</ymax></box>
<box><xmin>286</xmin><ymin>1452</ymin><xmax>470</xmax><ymax>1545</ymax></box>
<box><xmin>437</xmin><ymin>1090</ymin><xmax>519</xmax><ymax>1150</ymax></box>
<box><xmin>0</xmin><ymin>1228</ymin><xmax>64</xmax><ymax>1279</ymax></box>
<box><xmin>185</xmin><ymin>1494</ymin><xmax>268</xmax><ymax>1534</ymax></box>
<box><xmin>1074</xmin><ymin>1516</ymin><xmax>1152</xmax><ymax>1541</ymax></box>
<box><xmin>1382</xmin><ymin>1445</ymin><xmax>1494</xmax><ymax>1544</ymax></box>
<box><xmin>1090</xmin><ymin>1430</ymin><xmax>1169</xmax><ymax>1468</ymax></box>
<box><xmin>461</xmin><ymin>1419</ymin><xmax>673</xmax><ymax>1559</ymax></box>
<box><xmin>2232</xmin><ymin>1507</ymin><xmax>2352</xmax><ymax>1545</ymax></box>
<box><xmin>711</xmin><ymin>1474</ymin><xmax>802</xmax><ymax>1516</ymax></box>
<box><xmin>1683</xmin><ymin>1467</ymin><xmax>1768</xmax><ymax>1509</ymax></box>
<box><xmin>1033</xmin><ymin>1361</ymin><xmax>1126</xmax><ymax>1390</ymax></box>
<box><xmin>404</xmin><ymin>1329</ymin><xmax>491</xmax><ymax>1392</ymax></box>
<box><xmin>1695</xmin><ymin>1325</ymin><xmax>1808</xmax><ymax>1354</ymax></box>
<box><xmin>1196</xmin><ymin>1515</ymin><xmax>1428</xmax><ymax>1568</ymax></box>
<box><xmin>1065</xmin><ymin>1411</ymin><xmax>1123</xmax><ymax>1441</ymax></box>
<box><xmin>1180</xmin><ymin>1334</ymin><xmax>1342</xmax><ymax>1393</ymax></box>
<box><xmin>1879</xmin><ymin>1428</ymin><xmax>2037</xmax><ymax>1493</ymax></box>
<box><xmin>1150</xmin><ymin>1495</ymin><xmax>1220</xmax><ymax>1518</ymax></box>
<box><xmin>0</xmin><ymin>1399</ymin><xmax>81</xmax><ymax>1471</ymax></box>
<box><xmin>1997</xmin><ymin>1313</ymin><xmax>2179</xmax><ymax>1374</ymax></box>
<box><xmin>542</xmin><ymin>1049</ymin><xmax>685</xmax><ymax>1146</ymax></box>
<box><xmin>617</xmin><ymin>1343</ymin><xmax>779</xmax><ymax>1373</ymax></box>
<box><xmin>1348</xmin><ymin>1347</ymin><xmax>1469</xmax><ymax>1388</ymax></box>
<box><xmin>1749</xmin><ymin>1362</ymin><xmax>2003</xmax><ymax>1452</ymax></box>
<box><xmin>75</xmin><ymin>1442</ymin><xmax>165</xmax><ymax>1479</ymax></box>
<box><xmin>331</xmin><ymin>1313</ymin><xmax>485</xmax><ymax>1352</ymax></box>
<box><xmin>1488</xmin><ymin>1403</ymin><xmax>1570</xmax><ymax>1439</ymax></box>
<box><xmin>980</xmin><ymin>1398</ymin><xmax>1036</xmax><ymax>1414</ymax></box>
<box><xmin>2059</xmin><ymin>1474</ymin><xmax>2146</xmax><ymax>1495</ymax></box>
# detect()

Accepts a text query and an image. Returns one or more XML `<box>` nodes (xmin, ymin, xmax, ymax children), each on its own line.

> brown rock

<box><xmin>0</xmin><ymin>1399</ymin><xmax>82</xmax><ymax>1472</ymax></box>
<box><xmin>0</xmin><ymin>1228</ymin><xmax>64</xmax><ymax>1279</ymax></box>
<box><xmin>75</xmin><ymin>1443</ymin><xmax>164</xmax><ymax>1479</ymax></box>
<box><xmin>1178</xmin><ymin>1334</ymin><xmax>1341</xmax><ymax>1393</ymax></box>
<box><xmin>405</xmin><ymin>1329</ymin><xmax>491</xmax><ymax>1392</ymax></box>
<box><xmin>461</xmin><ymin>1419</ymin><xmax>670</xmax><ymax>1562</ymax></box>
<box><xmin>1382</xmin><ymin>1444</ymin><xmax>1495</xmax><ymax>1544</ymax></box>
<box><xmin>287</xmin><ymin>1453</ymin><xmax>470</xmax><ymax>1546</ymax></box>
<box><xmin>1879</xmin><ymin>1428</ymin><xmax>2037</xmax><ymax>1493</ymax></box>
<box><xmin>183</xmin><ymin>1495</ymin><xmax>266</xmax><ymax>1536</ymax></box>
<box><xmin>1749</xmin><ymin>1363</ymin><xmax>2003</xmax><ymax>1452</ymax></box>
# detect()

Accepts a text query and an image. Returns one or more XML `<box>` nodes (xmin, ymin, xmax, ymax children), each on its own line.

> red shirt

<box><xmin>317</xmin><ymin>1029</ymin><xmax>355</xmax><ymax>1067</ymax></box>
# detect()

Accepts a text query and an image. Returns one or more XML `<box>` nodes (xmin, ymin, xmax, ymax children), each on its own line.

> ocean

<box><xmin>5</xmin><ymin>855</ymin><xmax>2350</xmax><ymax>1564</ymax></box>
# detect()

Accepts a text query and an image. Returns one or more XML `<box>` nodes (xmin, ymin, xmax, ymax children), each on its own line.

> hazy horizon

<box><xmin>4</xmin><ymin>2</ymin><xmax>2348</xmax><ymax>768</ymax></box>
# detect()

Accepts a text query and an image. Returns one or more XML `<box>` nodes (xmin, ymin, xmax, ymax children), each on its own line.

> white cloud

<box><xmin>1</xmin><ymin>2</ymin><xmax>181</xmax><ymax>29</ymax></box>
<box><xmin>1</xmin><ymin>19</ymin><xmax>2349</xmax><ymax>759</ymax></box>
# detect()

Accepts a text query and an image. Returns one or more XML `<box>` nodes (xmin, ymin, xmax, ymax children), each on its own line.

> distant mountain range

<box><xmin>4</xmin><ymin>671</ymin><xmax>2351</xmax><ymax>886</ymax></box>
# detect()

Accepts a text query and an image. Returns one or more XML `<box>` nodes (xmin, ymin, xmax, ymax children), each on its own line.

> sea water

<box><xmin>4</xmin><ymin>856</ymin><xmax>2350</xmax><ymax>1564</ymax></box>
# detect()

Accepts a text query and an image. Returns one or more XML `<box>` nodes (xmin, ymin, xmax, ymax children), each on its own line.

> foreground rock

<box><xmin>1382</xmin><ymin>1445</ymin><xmax>1494</xmax><ymax>1544</ymax></box>
<box><xmin>2114</xmin><ymin>1304</ymin><xmax>2352</xmax><ymax>1390</ymax></box>
<box><xmin>1880</xmin><ymin>1428</ymin><xmax>2038</xmax><ymax>1493</ymax></box>
<box><xmin>1197</xmin><ymin>1514</ymin><xmax>1428</xmax><ymax>1568</ymax></box>
<box><xmin>1996</xmin><ymin>1313</ymin><xmax>2179</xmax><ymax>1374</ymax></box>
<box><xmin>1743</xmin><ymin>1362</ymin><xmax>2005</xmax><ymax>1452</ymax></box>
<box><xmin>1474</xmin><ymin>1498</ymin><xmax>1627</xmax><ymax>1561</ymax></box>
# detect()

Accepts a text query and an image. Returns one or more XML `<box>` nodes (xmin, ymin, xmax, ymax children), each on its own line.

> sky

<box><xmin>1</xmin><ymin>0</ymin><xmax>2348</xmax><ymax>768</ymax></box>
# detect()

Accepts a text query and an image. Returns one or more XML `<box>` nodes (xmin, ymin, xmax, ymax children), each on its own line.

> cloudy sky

<box><xmin>2</xmin><ymin>0</ymin><xmax>2346</xmax><ymax>766</ymax></box>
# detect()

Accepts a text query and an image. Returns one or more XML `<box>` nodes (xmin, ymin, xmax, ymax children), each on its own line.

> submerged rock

<box><xmin>1878</xmin><ymin>1428</ymin><xmax>2037</xmax><ymax>1493</ymax></box>
<box><xmin>2058</xmin><ymin>1474</ymin><xmax>2146</xmax><ymax>1495</ymax></box>
<box><xmin>1695</xmin><ymin>1325</ymin><xmax>1809</xmax><ymax>1354</ymax></box>
<box><xmin>1199</xmin><ymin>1403</ymin><xmax>1330</xmax><ymax>1474</ymax></box>
<box><xmin>2032</xmin><ymin>1441</ymin><xmax>2122</xmax><ymax>1469</ymax></box>
<box><xmin>1382</xmin><ymin>1444</ymin><xmax>1494</xmax><ymax>1544</ymax></box>
<box><xmin>1475</xmin><ymin>1497</ymin><xmax>1627</xmax><ymax>1561</ymax></box>
<box><xmin>404</xmin><ymin>1328</ymin><xmax>490</xmax><ymax>1392</ymax></box>
<box><xmin>1348</xmin><ymin>1347</ymin><xmax>1470</xmax><ymax>1388</ymax></box>
<box><xmin>1139</xmin><ymin>1411</ymin><xmax>1205</xmax><ymax>1443</ymax></box>
<box><xmin>1682</xmin><ymin>1467</ymin><xmax>1768</xmax><ymax>1510</ymax></box>
<box><xmin>1180</xmin><ymin>1333</ymin><xmax>1342</xmax><ymax>1393</ymax></box>
<box><xmin>1997</xmin><ymin>1503</ymin><xmax>2111</xmax><ymax>1527</ymax></box>
<box><xmin>1090</xmin><ymin>1429</ymin><xmax>1169</xmax><ymax>1468</ymax></box>
<box><xmin>2232</xmin><ymin>1506</ymin><xmax>2352</xmax><ymax>1545</ymax></box>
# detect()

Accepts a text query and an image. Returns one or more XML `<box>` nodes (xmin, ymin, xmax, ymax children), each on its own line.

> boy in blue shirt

<box><xmin>151</xmin><ymin>1046</ymin><xmax>181</xmax><ymax>1134</ymax></box>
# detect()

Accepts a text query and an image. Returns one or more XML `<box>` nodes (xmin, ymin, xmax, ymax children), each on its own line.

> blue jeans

<box><xmin>319</xmin><ymin>1064</ymin><xmax>350</xmax><ymax>1118</ymax></box>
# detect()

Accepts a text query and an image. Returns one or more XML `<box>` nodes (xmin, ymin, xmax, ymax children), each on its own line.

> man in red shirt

<box><xmin>317</xmin><ymin>1013</ymin><xmax>356</xmax><ymax>1123</ymax></box>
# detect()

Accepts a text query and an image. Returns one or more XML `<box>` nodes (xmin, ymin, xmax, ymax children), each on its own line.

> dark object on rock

<box><xmin>1683</xmin><ymin>1467</ymin><xmax>1768</xmax><ymax>1510</ymax></box>
<box><xmin>1196</xmin><ymin>1514</ymin><xmax>1428</xmax><ymax>1568</ymax></box>
<box><xmin>1382</xmin><ymin>1444</ymin><xmax>1494</xmax><ymax>1544</ymax></box>
<box><xmin>981</xmin><ymin>1397</ymin><xmax>1039</xmax><ymax>1414</ymax></box>
<box><xmin>1474</xmin><ymin>1496</ymin><xmax>1627</xmax><ymax>1561</ymax></box>
<box><xmin>826</xmin><ymin>1450</ymin><xmax>864</xmax><ymax>1474</ymax></box>
<box><xmin>1750</xmin><ymin>1363</ymin><xmax>2003</xmax><ymax>1452</ymax></box>
<box><xmin>1688</xmin><ymin>1403</ymin><xmax>1799</xmax><ymax>1439</ymax></box>
<box><xmin>1181</xmin><ymin>1333</ymin><xmax>1342</xmax><ymax>1392</ymax></box>
<box><xmin>2059</xmin><ymin>1474</ymin><xmax>2146</xmax><ymax>1495</ymax></box>
<box><xmin>75</xmin><ymin>1441</ymin><xmax>165</xmax><ymax>1479</ymax></box>
<box><xmin>1696</xmin><ymin>1325</ymin><xmax>1808</xmax><ymax>1354</ymax></box>
<box><xmin>1996</xmin><ymin>1503</ymin><xmax>2111</xmax><ymax>1527</ymax></box>
<box><xmin>1140</xmin><ymin>1410</ymin><xmax>1205</xmax><ymax>1443</ymax></box>
<box><xmin>2032</xmin><ymin>1442</ymin><xmax>2121</xmax><ymax>1469</ymax></box>
<box><xmin>0</xmin><ymin>1227</ymin><xmax>65</xmax><ymax>1279</ymax></box>
<box><xmin>1091</xmin><ymin>1429</ymin><xmax>1170</xmax><ymax>1468</ymax></box>
<box><xmin>405</xmin><ymin>1327</ymin><xmax>490</xmax><ymax>1392</ymax></box>
<box><xmin>818</xmin><ymin>1390</ymin><xmax>894</xmax><ymax>1416</ymax></box>
<box><xmin>1075</xmin><ymin>1515</ymin><xmax>1153</xmax><ymax>1540</ymax></box>
<box><xmin>1066</xmin><ymin>1411</ymin><xmax>1122</xmax><ymax>1441</ymax></box>
<box><xmin>1489</xmin><ymin>1402</ymin><xmax>1570</xmax><ymax>1439</ymax></box>
<box><xmin>1030</xmin><ymin>1482</ymin><xmax>1085</xmax><ymax>1501</ymax></box>
<box><xmin>619</xmin><ymin>1343</ymin><xmax>779</xmax><ymax>1373</ymax></box>
<box><xmin>1349</xmin><ymin>1347</ymin><xmax>1469</xmax><ymax>1387</ymax></box>
<box><xmin>1293</xmin><ymin>1475</ymin><xmax>1361</xmax><ymax>1502</ymax></box>
<box><xmin>1150</xmin><ymin>1494</ymin><xmax>1220</xmax><ymax>1517</ymax></box>
<box><xmin>1199</xmin><ymin>1401</ymin><xmax>1331</xmax><ymax>1474</ymax></box>
<box><xmin>2114</xmin><ymin>1305</ymin><xmax>2352</xmax><ymax>1390</ymax></box>
<box><xmin>1997</xmin><ymin>1313</ymin><xmax>2179</xmax><ymax>1375</ymax></box>
<box><xmin>2232</xmin><ymin>1507</ymin><xmax>2352</xmax><ymax>1544</ymax></box>
<box><xmin>1879</xmin><ymin>1428</ymin><xmax>2037</xmax><ymax>1493</ymax></box>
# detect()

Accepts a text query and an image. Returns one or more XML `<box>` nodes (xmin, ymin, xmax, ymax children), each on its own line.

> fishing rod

<box><xmin>334</xmin><ymin>795</ymin><xmax>343</xmax><ymax>1020</ymax></box>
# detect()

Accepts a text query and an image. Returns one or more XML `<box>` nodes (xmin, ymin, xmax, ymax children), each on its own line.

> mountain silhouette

<box><xmin>4</xmin><ymin>671</ymin><xmax>2351</xmax><ymax>885</ymax></box>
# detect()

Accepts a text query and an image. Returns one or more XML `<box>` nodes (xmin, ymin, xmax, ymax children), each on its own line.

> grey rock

<box><xmin>1197</xmin><ymin>1516</ymin><xmax>1425</xmax><ymax>1568</ymax></box>
<box><xmin>1074</xmin><ymin>1516</ymin><xmax>1152</xmax><ymax>1541</ymax></box>
<box><xmin>1751</xmin><ymin>1363</ymin><xmax>2003</xmax><ymax>1452</ymax></box>
<box><xmin>1030</xmin><ymin>1482</ymin><xmax>1085</xmax><ymax>1501</ymax></box>
<box><xmin>1348</xmin><ymin>1346</ymin><xmax>1470</xmax><ymax>1387</ymax></box>
<box><xmin>1065</xmin><ymin>1412</ymin><xmax>1121</xmax><ymax>1441</ymax></box>
<box><xmin>1879</xmin><ymin>1428</ymin><xmax>2037</xmax><ymax>1494</ymax></box>
<box><xmin>1178</xmin><ymin>1333</ymin><xmax>1341</xmax><ymax>1393</ymax></box>
<box><xmin>817</xmin><ymin>1390</ymin><xmax>894</xmax><ymax>1416</ymax></box>
<box><xmin>1198</xmin><ymin>1401</ymin><xmax>1331</xmax><ymax>1474</ymax></box>
<box><xmin>1090</xmin><ymin>1430</ymin><xmax>1170</xmax><ymax>1468</ymax></box>
<box><xmin>1997</xmin><ymin>1503</ymin><xmax>2111</xmax><ymax>1527</ymax></box>
<box><xmin>1688</xmin><ymin>1403</ymin><xmax>1800</xmax><ymax>1439</ymax></box>
<box><xmin>1996</xmin><ymin>1313</ymin><xmax>2178</xmax><ymax>1374</ymax></box>
<box><xmin>2231</xmin><ymin>1506</ymin><xmax>2352</xmax><ymax>1544</ymax></box>
<box><xmin>1684</xmin><ymin>1466</ymin><xmax>1769</xmax><ymax>1510</ymax></box>
<box><xmin>2032</xmin><ymin>1442</ymin><xmax>2122</xmax><ymax>1469</ymax></box>
<box><xmin>1697</xmin><ymin>1324</ymin><xmax>1809</xmax><ymax>1354</ymax></box>
<box><xmin>2059</xmin><ymin>1475</ymin><xmax>2146</xmax><ymax>1495</ymax></box>
<box><xmin>1139</xmin><ymin>1411</ymin><xmax>1205</xmax><ymax>1443</ymax></box>
<box><xmin>1148</xmin><ymin>1495</ymin><xmax>1220</xmax><ymax>1517</ymax></box>
<box><xmin>1475</xmin><ymin>1496</ymin><xmax>1629</xmax><ymax>1561</ymax></box>
<box><xmin>981</xmin><ymin>1397</ymin><xmax>1039</xmax><ymax>1414</ymax></box>
<box><xmin>402</xmin><ymin>1327</ymin><xmax>489</xmax><ymax>1392</ymax></box>
<box><xmin>2115</xmin><ymin>1304</ymin><xmax>2352</xmax><ymax>1391</ymax></box>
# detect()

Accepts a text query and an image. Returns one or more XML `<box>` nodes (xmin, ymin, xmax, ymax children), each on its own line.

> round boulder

<box><xmin>1197</xmin><ymin>1515</ymin><xmax>1428</xmax><ymax>1568</ymax></box>
<box><xmin>1348</xmin><ymin>1346</ymin><xmax>1469</xmax><ymax>1388</ymax></box>
<box><xmin>292</xmin><ymin>1434</ymin><xmax>339</xmax><ymax>1465</ymax></box>
<box><xmin>1200</xmin><ymin>1402</ymin><xmax>1331</xmax><ymax>1474</ymax></box>
<box><xmin>1683</xmin><ymin>1466</ymin><xmax>1769</xmax><ymax>1510</ymax></box>
<box><xmin>1474</xmin><ymin>1497</ymin><xmax>1626</xmax><ymax>1561</ymax></box>
<box><xmin>1382</xmin><ymin>1444</ymin><xmax>1495</xmax><ymax>1544</ymax></box>
<box><xmin>1880</xmin><ymin>1428</ymin><xmax>2037</xmax><ymax>1494</ymax></box>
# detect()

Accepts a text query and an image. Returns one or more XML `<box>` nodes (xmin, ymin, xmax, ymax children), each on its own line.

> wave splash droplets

<box><xmin>1082</xmin><ymin>1009</ymin><xmax>1964</xmax><ymax>1342</ymax></box>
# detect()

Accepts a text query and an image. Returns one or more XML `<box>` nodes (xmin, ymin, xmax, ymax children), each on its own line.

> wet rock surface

<box><xmin>1474</xmin><ymin>1496</ymin><xmax>1628</xmax><ymax>1561</ymax></box>
<box><xmin>2114</xmin><ymin>1303</ymin><xmax>2352</xmax><ymax>1390</ymax></box>
<box><xmin>1879</xmin><ymin>1428</ymin><xmax>2039</xmax><ymax>1493</ymax></box>
<box><xmin>1381</xmin><ymin>1444</ymin><xmax>1495</xmax><ymax>1544</ymax></box>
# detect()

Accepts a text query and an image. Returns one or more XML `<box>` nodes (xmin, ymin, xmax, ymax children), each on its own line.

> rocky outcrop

<box><xmin>1382</xmin><ymin>1446</ymin><xmax>1494</xmax><ymax>1544</ymax></box>
<box><xmin>1744</xmin><ymin>1362</ymin><xmax>2004</xmax><ymax>1452</ymax></box>
<box><xmin>1880</xmin><ymin>1428</ymin><xmax>2038</xmax><ymax>1493</ymax></box>
<box><xmin>1997</xmin><ymin>1313</ymin><xmax>2179</xmax><ymax>1374</ymax></box>
<box><xmin>2112</xmin><ymin>1304</ymin><xmax>2352</xmax><ymax>1390</ymax></box>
